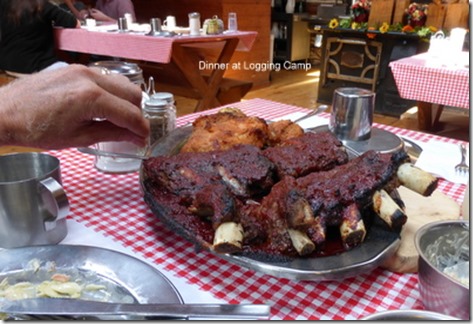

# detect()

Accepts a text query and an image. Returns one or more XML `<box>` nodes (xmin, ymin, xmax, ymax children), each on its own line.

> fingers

<box><xmin>87</xmin><ymin>90</ymin><xmax>149</xmax><ymax>140</ymax></box>
<box><xmin>76</xmin><ymin>121</ymin><xmax>148</xmax><ymax>148</ymax></box>
<box><xmin>87</xmin><ymin>66</ymin><xmax>142</xmax><ymax>107</ymax></box>
<box><xmin>83</xmin><ymin>68</ymin><xmax>149</xmax><ymax>140</ymax></box>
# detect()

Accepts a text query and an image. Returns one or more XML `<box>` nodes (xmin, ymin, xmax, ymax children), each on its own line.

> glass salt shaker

<box><xmin>150</xmin><ymin>92</ymin><xmax>176</xmax><ymax>136</ymax></box>
<box><xmin>142</xmin><ymin>98</ymin><xmax>176</xmax><ymax>146</ymax></box>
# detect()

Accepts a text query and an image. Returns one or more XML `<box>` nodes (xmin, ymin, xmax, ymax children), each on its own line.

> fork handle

<box><xmin>460</xmin><ymin>144</ymin><xmax>467</xmax><ymax>163</ymax></box>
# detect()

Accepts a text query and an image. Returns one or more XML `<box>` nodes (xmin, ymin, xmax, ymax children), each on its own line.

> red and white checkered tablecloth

<box><xmin>49</xmin><ymin>99</ymin><xmax>467</xmax><ymax>320</ymax></box>
<box><xmin>389</xmin><ymin>52</ymin><xmax>470</xmax><ymax>109</ymax></box>
<box><xmin>54</xmin><ymin>27</ymin><xmax>257</xmax><ymax>64</ymax></box>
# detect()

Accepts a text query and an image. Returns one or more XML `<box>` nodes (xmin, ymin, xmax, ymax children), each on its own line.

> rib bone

<box><xmin>372</xmin><ymin>190</ymin><xmax>407</xmax><ymax>229</ymax></box>
<box><xmin>213</xmin><ymin>222</ymin><xmax>244</xmax><ymax>253</ymax></box>
<box><xmin>397</xmin><ymin>163</ymin><xmax>438</xmax><ymax>196</ymax></box>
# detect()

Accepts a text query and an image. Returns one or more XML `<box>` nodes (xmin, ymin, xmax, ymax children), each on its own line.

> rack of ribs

<box><xmin>142</xmin><ymin>131</ymin><xmax>438</xmax><ymax>259</ymax></box>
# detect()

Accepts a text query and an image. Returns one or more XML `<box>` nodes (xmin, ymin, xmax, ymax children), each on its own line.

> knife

<box><xmin>0</xmin><ymin>298</ymin><xmax>271</xmax><ymax>320</ymax></box>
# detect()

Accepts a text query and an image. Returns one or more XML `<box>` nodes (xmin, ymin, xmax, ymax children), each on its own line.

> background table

<box><xmin>54</xmin><ymin>27</ymin><xmax>257</xmax><ymax>111</ymax></box>
<box><xmin>389</xmin><ymin>52</ymin><xmax>469</xmax><ymax>131</ymax></box>
<box><xmin>49</xmin><ymin>98</ymin><xmax>467</xmax><ymax>320</ymax></box>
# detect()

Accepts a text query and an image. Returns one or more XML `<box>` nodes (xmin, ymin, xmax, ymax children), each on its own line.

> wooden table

<box><xmin>54</xmin><ymin>26</ymin><xmax>257</xmax><ymax>111</ymax></box>
<box><xmin>389</xmin><ymin>52</ymin><xmax>469</xmax><ymax>131</ymax></box>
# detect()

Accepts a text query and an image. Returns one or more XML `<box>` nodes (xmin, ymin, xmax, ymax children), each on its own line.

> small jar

<box><xmin>142</xmin><ymin>98</ymin><xmax>176</xmax><ymax>146</ymax></box>
<box><xmin>189</xmin><ymin>12</ymin><xmax>201</xmax><ymax>36</ymax></box>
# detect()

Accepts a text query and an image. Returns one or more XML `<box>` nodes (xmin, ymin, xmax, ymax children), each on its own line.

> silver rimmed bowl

<box><xmin>415</xmin><ymin>220</ymin><xmax>469</xmax><ymax>320</ymax></box>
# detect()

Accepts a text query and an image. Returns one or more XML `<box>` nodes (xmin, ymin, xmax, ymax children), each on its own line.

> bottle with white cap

<box><xmin>142</xmin><ymin>97</ymin><xmax>176</xmax><ymax>146</ymax></box>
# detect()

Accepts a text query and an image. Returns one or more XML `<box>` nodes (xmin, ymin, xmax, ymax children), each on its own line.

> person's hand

<box><xmin>89</xmin><ymin>9</ymin><xmax>115</xmax><ymax>22</ymax></box>
<box><xmin>0</xmin><ymin>64</ymin><xmax>149</xmax><ymax>150</ymax></box>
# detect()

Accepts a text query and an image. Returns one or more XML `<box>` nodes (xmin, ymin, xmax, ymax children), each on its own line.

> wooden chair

<box><xmin>321</xmin><ymin>37</ymin><xmax>382</xmax><ymax>92</ymax></box>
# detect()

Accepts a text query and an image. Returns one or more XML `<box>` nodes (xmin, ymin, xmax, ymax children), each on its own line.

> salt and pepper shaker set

<box><xmin>142</xmin><ymin>78</ymin><xmax>177</xmax><ymax>147</ymax></box>
<box><xmin>142</xmin><ymin>92</ymin><xmax>177</xmax><ymax>147</ymax></box>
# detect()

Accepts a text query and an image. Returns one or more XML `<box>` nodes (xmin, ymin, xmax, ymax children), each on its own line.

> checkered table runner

<box><xmin>389</xmin><ymin>52</ymin><xmax>469</xmax><ymax>109</ymax></box>
<box><xmin>50</xmin><ymin>99</ymin><xmax>467</xmax><ymax>320</ymax></box>
<box><xmin>54</xmin><ymin>28</ymin><xmax>257</xmax><ymax>64</ymax></box>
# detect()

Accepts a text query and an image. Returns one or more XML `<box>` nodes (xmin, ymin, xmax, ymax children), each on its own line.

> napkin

<box><xmin>273</xmin><ymin>111</ymin><xmax>328</xmax><ymax>130</ymax></box>
<box><xmin>415</xmin><ymin>140</ymin><xmax>469</xmax><ymax>185</ymax></box>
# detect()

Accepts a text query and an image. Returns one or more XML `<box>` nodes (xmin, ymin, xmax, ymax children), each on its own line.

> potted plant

<box><xmin>405</xmin><ymin>2</ymin><xmax>428</xmax><ymax>27</ymax></box>
<box><xmin>351</xmin><ymin>0</ymin><xmax>371</xmax><ymax>23</ymax></box>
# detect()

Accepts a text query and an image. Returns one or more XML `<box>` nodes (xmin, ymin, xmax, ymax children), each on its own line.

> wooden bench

<box><xmin>214</xmin><ymin>77</ymin><xmax>253</xmax><ymax>106</ymax></box>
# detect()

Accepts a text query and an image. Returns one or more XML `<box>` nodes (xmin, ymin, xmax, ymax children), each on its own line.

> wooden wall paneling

<box><xmin>426</xmin><ymin>3</ymin><xmax>447</xmax><ymax>30</ymax></box>
<box><xmin>392</xmin><ymin>0</ymin><xmax>410</xmax><ymax>25</ymax></box>
<box><xmin>443</xmin><ymin>3</ymin><xmax>469</xmax><ymax>30</ymax></box>
<box><xmin>368</xmin><ymin>0</ymin><xmax>396</xmax><ymax>27</ymax></box>
<box><xmin>132</xmin><ymin>0</ymin><xmax>222</xmax><ymax>25</ymax></box>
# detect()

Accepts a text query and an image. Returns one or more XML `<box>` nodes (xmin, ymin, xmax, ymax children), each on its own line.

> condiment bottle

<box><xmin>142</xmin><ymin>98</ymin><xmax>176</xmax><ymax>146</ymax></box>
<box><xmin>189</xmin><ymin>12</ymin><xmax>201</xmax><ymax>36</ymax></box>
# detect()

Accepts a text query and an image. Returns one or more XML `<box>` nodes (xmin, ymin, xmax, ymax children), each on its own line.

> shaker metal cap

<box><xmin>151</xmin><ymin>92</ymin><xmax>175</xmax><ymax>104</ymax></box>
<box><xmin>144</xmin><ymin>98</ymin><xmax>168</xmax><ymax>111</ymax></box>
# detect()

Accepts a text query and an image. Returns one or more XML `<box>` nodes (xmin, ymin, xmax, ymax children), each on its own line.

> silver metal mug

<box><xmin>329</xmin><ymin>87</ymin><xmax>375</xmax><ymax>141</ymax></box>
<box><xmin>0</xmin><ymin>153</ymin><xmax>69</xmax><ymax>248</ymax></box>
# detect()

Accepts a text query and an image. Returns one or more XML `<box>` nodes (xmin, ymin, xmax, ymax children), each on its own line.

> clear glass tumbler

<box><xmin>228</xmin><ymin>12</ymin><xmax>238</xmax><ymax>32</ymax></box>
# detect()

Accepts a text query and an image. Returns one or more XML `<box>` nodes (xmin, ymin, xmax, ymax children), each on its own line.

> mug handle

<box><xmin>40</xmin><ymin>177</ymin><xmax>70</xmax><ymax>231</ymax></box>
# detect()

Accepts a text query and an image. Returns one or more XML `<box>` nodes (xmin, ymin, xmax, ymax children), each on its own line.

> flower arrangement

<box><xmin>327</xmin><ymin>17</ymin><xmax>437</xmax><ymax>39</ymax></box>
<box><xmin>351</xmin><ymin>0</ymin><xmax>371</xmax><ymax>23</ymax></box>
<box><xmin>405</xmin><ymin>2</ymin><xmax>428</xmax><ymax>27</ymax></box>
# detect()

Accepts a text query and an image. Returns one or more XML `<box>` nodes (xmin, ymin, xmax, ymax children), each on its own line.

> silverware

<box><xmin>293</xmin><ymin>104</ymin><xmax>328</xmax><ymax>124</ymax></box>
<box><xmin>400</xmin><ymin>137</ymin><xmax>423</xmax><ymax>163</ymax></box>
<box><xmin>0</xmin><ymin>298</ymin><xmax>271</xmax><ymax>320</ymax></box>
<box><xmin>454</xmin><ymin>144</ymin><xmax>469</xmax><ymax>175</ymax></box>
<box><xmin>77</xmin><ymin>147</ymin><xmax>147</xmax><ymax>160</ymax></box>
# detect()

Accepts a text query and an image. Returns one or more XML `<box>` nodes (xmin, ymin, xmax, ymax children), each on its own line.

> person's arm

<box><xmin>62</xmin><ymin>0</ymin><xmax>87</xmax><ymax>20</ymax></box>
<box><xmin>89</xmin><ymin>8</ymin><xmax>116</xmax><ymax>22</ymax></box>
<box><xmin>0</xmin><ymin>65</ymin><xmax>149</xmax><ymax>150</ymax></box>
<box><xmin>45</xmin><ymin>2</ymin><xmax>81</xmax><ymax>28</ymax></box>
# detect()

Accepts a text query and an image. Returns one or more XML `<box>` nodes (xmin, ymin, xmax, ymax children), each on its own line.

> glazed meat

<box><xmin>144</xmin><ymin>144</ymin><xmax>276</xmax><ymax>200</ymax></box>
<box><xmin>143</xmin><ymin>120</ymin><xmax>439</xmax><ymax>259</ymax></box>
<box><xmin>262</xmin><ymin>131</ymin><xmax>349</xmax><ymax>178</ymax></box>
<box><xmin>234</xmin><ymin>150</ymin><xmax>411</xmax><ymax>256</ymax></box>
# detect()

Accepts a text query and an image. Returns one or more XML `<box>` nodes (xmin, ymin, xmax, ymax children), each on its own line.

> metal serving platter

<box><xmin>141</xmin><ymin>125</ymin><xmax>402</xmax><ymax>281</ymax></box>
<box><xmin>0</xmin><ymin>245</ymin><xmax>182</xmax><ymax>320</ymax></box>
